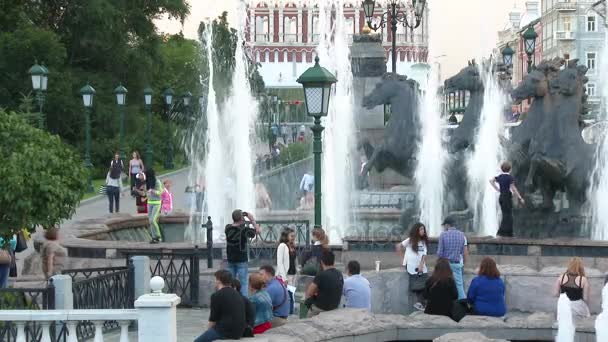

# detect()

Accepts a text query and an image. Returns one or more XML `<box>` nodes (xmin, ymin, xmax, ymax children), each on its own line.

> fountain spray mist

<box><xmin>556</xmin><ymin>293</ymin><xmax>575</xmax><ymax>342</ymax></box>
<box><xmin>595</xmin><ymin>284</ymin><xmax>608</xmax><ymax>341</ymax></box>
<box><xmin>316</xmin><ymin>0</ymin><xmax>356</xmax><ymax>243</ymax></box>
<box><xmin>415</xmin><ymin>0</ymin><xmax>447</xmax><ymax>237</ymax></box>
<box><xmin>466</xmin><ymin>62</ymin><xmax>505</xmax><ymax>236</ymax></box>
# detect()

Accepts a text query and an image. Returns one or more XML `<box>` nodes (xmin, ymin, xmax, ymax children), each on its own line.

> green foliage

<box><xmin>278</xmin><ymin>141</ymin><xmax>312</xmax><ymax>166</ymax></box>
<box><xmin>0</xmin><ymin>110</ymin><xmax>87</xmax><ymax>240</ymax></box>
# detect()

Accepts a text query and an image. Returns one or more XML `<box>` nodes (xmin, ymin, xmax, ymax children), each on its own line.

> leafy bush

<box><xmin>278</xmin><ymin>141</ymin><xmax>312</xmax><ymax>166</ymax></box>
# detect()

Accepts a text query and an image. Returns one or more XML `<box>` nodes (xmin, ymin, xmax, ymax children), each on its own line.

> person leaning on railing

<box><xmin>41</xmin><ymin>227</ymin><xmax>67</xmax><ymax>280</ymax></box>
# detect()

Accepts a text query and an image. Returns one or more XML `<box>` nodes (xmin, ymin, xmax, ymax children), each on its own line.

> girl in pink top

<box><xmin>161</xmin><ymin>180</ymin><xmax>173</xmax><ymax>215</ymax></box>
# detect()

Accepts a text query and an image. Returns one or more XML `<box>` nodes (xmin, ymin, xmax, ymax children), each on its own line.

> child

<box><xmin>161</xmin><ymin>179</ymin><xmax>173</xmax><ymax>215</ymax></box>
<box><xmin>489</xmin><ymin>161</ymin><xmax>525</xmax><ymax>237</ymax></box>
<box><xmin>134</xmin><ymin>172</ymin><xmax>148</xmax><ymax>214</ymax></box>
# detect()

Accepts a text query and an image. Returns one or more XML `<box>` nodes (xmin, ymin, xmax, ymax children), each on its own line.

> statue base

<box><xmin>513</xmin><ymin>208</ymin><xmax>589</xmax><ymax>239</ymax></box>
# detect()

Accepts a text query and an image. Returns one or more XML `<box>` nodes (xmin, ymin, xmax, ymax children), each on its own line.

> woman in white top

<box><xmin>396</xmin><ymin>222</ymin><xmax>429</xmax><ymax>311</ymax></box>
<box><xmin>129</xmin><ymin>151</ymin><xmax>145</xmax><ymax>193</ymax></box>
<box><xmin>276</xmin><ymin>228</ymin><xmax>297</xmax><ymax>284</ymax></box>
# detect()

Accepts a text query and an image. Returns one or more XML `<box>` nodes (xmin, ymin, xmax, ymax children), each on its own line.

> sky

<box><xmin>156</xmin><ymin>0</ymin><xmax>529</xmax><ymax>78</ymax></box>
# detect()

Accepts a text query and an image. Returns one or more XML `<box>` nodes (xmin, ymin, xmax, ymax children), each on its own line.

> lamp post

<box><xmin>522</xmin><ymin>26</ymin><xmax>538</xmax><ymax>74</ymax></box>
<box><xmin>114</xmin><ymin>84</ymin><xmax>128</xmax><ymax>160</ymax></box>
<box><xmin>362</xmin><ymin>0</ymin><xmax>427</xmax><ymax>74</ymax></box>
<box><xmin>501</xmin><ymin>44</ymin><xmax>514</xmax><ymax>69</ymax></box>
<box><xmin>28</xmin><ymin>61</ymin><xmax>49</xmax><ymax>129</ymax></box>
<box><xmin>296</xmin><ymin>57</ymin><xmax>337</xmax><ymax>229</ymax></box>
<box><xmin>80</xmin><ymin>83</ymin><xmax>96</xmax><ymax>193</ymax></box>
<box><xmin>163</xmin><ymin>88</ymin><xmax>175</xmax><ymax>170</ymax></box>
<box><xmin>182</xmin><ymin>91</ymin><xmax>192</xmax><ymax>121</ymax></box>
<box><xmin>143</xmin><ymin>86</ymin><xmax>154</xmax><ymax>167</ymax></box>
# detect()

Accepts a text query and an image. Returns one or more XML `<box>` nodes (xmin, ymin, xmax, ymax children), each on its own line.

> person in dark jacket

<box><xmin>423</xmin><ymin>258</ymin><xmax>458</xmax><ymax>317</ymax></box>
<box><xmin>225</xmin><ymin>209</ymin><xmax>260</xmax><ymax>296</ymax></box>
<box><xmin>232</xmin><ymin>278</ymin><xmax>255</xmax><ymax>337</ymax></box>
<box><xmin>467</xmin><ymin>257</ymin><xmax>506</xmax><ymax>317</ymax></box>
<box><xmin>300</xmin><ymin>227</ymin><xmax>328</xmax><ymax>276</ymax></box>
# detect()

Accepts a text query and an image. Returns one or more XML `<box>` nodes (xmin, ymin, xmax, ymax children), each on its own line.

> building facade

<box><xmin>245</xmin><ymin>0</ymin><xmax>429</xmax><ymax>89</ymax></box>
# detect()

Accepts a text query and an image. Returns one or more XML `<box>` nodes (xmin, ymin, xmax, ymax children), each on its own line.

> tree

<box><xmin>0</xmin><ymin>110</ymin><xmax>87</xmax><ymax>242</ymax></box>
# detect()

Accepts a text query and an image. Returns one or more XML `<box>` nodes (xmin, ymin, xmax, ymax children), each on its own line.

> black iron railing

<box><xmin>0</xmin><ymin>280</ymin><xmax>56</xmax><ymax>342</ymax></box>
<box><xmin>256</xmin><ymin>220</ymin><xmax>311</xmax><ymax>245</ymax></box>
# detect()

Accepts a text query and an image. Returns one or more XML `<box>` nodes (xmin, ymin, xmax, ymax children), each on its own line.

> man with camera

<box><xmin>225</xmin><ymin>209</ymin><xmax>260</xmax><ymax>296</ymax></box>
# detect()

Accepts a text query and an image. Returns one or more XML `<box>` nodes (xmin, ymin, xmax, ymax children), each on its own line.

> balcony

<box><xmin>555</xmin><ymin>31</ymin><xmax>576</xmax><ymax>40</ymax></box>
<box><xmin>256</xmin><ymin>34</ymin><xmax>271</xmax><ymax>43</ymax></box>
<box><xmin>396</xmin><ymin>33</ymin><xmax>407</xmax><ymax>43</ymax></box>
<box><xmin>284</xmin><ymin>33</ymin><xmax>297</xmax><ymax>43</ymax></box>
<box><xmin>554</xmin><ymin>2</ymin><xmax>577</xmax><ymax>11</ymax></box>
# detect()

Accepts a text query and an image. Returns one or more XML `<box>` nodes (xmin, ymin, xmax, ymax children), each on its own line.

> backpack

<box><xmin>109</xmin><ymin>160</ymin><xmax>123</xmax><ymax>179</ymax></box>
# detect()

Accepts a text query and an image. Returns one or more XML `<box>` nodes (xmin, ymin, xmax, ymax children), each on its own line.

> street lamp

<box><xmin>114</xmin><ymin>84</ymin><xmax>128</xmax><ymax>160</ymax></box>
<box><xmin>143</xmin><ymin>86</ymin><xmax>154</xmax><ymax>167</ymax></box>
<box><xmin>501</xmin><ymin>44</ymin><xmax>514</xmax><ymax>68</ymax></box>
<box><xmin>28</xmin><ymin>61</ymin><xmax>49</xmax><ymax>129</ymax></box>
<box><xmin>362</xmin><ymin>0</ymin><xmax>427</xmax><ymax>74</ymax></box>
<box><xmin>296</xmin><ymin>56</ymin><xmax>337</xmax><ymax>229</ymax></box>
<box><xmin>163</xmin><ymin>88</ymin><xmax>175</xmax><ymax>170</ymax></box>
<box><xmin>182</xmin><ymin>91</ymin><xmax>192</xmax><ymax>107</ymax></box>
<box><xmin>80</xmin><ymin>83</ymin><xmax>96</xmax><ymax>193</ymax></box>
<box><xmin>522</xmin><ymin>26</ymin><xmax>538</xmax><ymax>73</ymax></box>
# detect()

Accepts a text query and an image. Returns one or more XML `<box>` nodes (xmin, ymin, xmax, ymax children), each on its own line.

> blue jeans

<box><xmin>450</xmin><ymin>263</ymin><xmax>465</xmax><ymax>299</ymax></box>
<box><xmin>193</xmin><ymin>328</ymin><xmax>223</xmax><ymax>342</ymax></box>
<box><xmin>227</xmin><ymin>262</ymin><xmax>249</xmax><ymax>297</ymax></box>
<box><xmin>0</xmin><ymin>264</ymin><xmax>9</xmax><ymax>288</ymax></box>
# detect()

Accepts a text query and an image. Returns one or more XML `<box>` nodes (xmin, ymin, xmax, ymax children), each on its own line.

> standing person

<box><xmin>161</xmin><ymin>179</ymin><xmax>173</xmax><ymax>215</ymax></box>
<box><xmin>342</xmin><ymin>260</ymin><xmax>371</xmax><ymax>311</ymax></box>
<box><xmin>467</xmin><ymin>257</ymin><xmax>506</xmax><ymax>317</ymax></box>
<box><xmin>276</xmin><ymin>228</ymin><xmax>296</xmax><ymax>283</ymax></box>
<box><xmin>423</xmin><ymin>258</ymin><xmax>459</xmax><ymax>318</ymax></box>
<box><xmin>194</xmin><ymin>270</ymin><xmax>246</xmax><ymax>342</ymax></box>
<box><xmin>225</xmin><ymin>210</ymin><xmax>260</xmax><ymax>296</ymax></box>
<box><xmin>146</xmin><ymin>169</ymin><xmax>164</xmax><ymax>243</ymax></box>
<box><xmin>298</xmin><ymin>124</ymin><xmax>306</xmax><ymax>142</ymax></box>
<box><xmin>299</xmin><ymin>171</ymin><xmax>314</xmax><ymax>209</ymax></box>
<box><xmin>40</xmin><ymin>227</ymin><xmax>67</xmax><ymax>280</ymax></box>
<box><xmin>300</xmin><ymin>227</ymin><xmax>329</xmax><ymax>276</ymax></box>
<box><xmin>359</xmin><ymin>156</ymin><xmax>370</xmax><ymax>190</ymax></box>
<box><xmin>134</xmin><ymin>172</ymin><xmax>148</xmax><ymax>214</ymax></box>
<box><xmin>128</xmin><ymin>151</ymin><xmax>145</xmax><ymax>194</ymax></box>
<box><xmin>304</xmin><ymin>250</ymin><xmax>344</xmax><ymax>317</ymax></box>
<box><xmin>553</xmin><ymin>257</ymin><xmax>591</xmax><ymax>318</ymax></box>
<box><xmin>291</xmin><ymin>124</ymin><xmax>297</xmax><ymax>143</ymax></box>
<box><xmin>437</xmin><ymin>216</ymin><xmax>469</xmax><ymax>300</ymax></box>
<box><xmin>248</xmin><ymin>274</ymin><xmax>274</xmax><ymax>334</ymax></box>
<box><xmin>258</xmin><ymin>265</ymin><xmax>290</xmax><ymax>328</ymax></box>
<box><xmin>0</xmin><ymin>235</ymin><xmax>16</xmax><ymax>288</ymax></box>
<box><xmin>281</xmin><ymin>123</ymin><xmax>289</xmax><ymax>144</ymax></box>
<box><xmin>106</xmin><ymin>152</ymin><xmax>124</xmax><ymax>213</ymax></box>
<box><xmin>489</xmin><ymin>161</ymin><xmax>525</xmax><ymax>237</ymax></box>
<box><xmin>396</xmin><ymin>222</ymin><xmax>429</xmax><ymax>311</ymax></box>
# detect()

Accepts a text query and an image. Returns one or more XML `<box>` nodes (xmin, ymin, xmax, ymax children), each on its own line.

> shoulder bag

<box><xmin>0</xmin><ymin>248</ymin><xmax>11</xmax><ymax>265</ymax></box>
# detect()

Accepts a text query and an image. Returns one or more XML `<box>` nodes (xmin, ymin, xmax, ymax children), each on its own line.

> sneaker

<box><xmin>413</xmin><ymin>302</ymin><xmax>425</xmax><ymax>311</ymax></box>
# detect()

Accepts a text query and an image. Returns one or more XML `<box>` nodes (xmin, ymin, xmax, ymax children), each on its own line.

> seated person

<box><xmin>248</xmin><ymin>274</ymin><xmax>273</xmax><ymax>334</ymax></box>
<box><xmin>423</xmin><ymin>258</ymin><xmax>458</xmax><ymax>318</ymax></box>
<box><xmin>233</xmin><ymin>279</ymin><xmax>255</xmax><ymax>337</ymax></box>
<box><xmin>342</xmin><ymin>260</ymin><xmax>371</xmax><ymax>311</ymax></box>
<box><xmin>305</xmin><ymin>250</ymin><xmax>344</xmax><ymax>317</ymax></box>
<box><xmin>553</xmin><ymin>257</ymin><xmax>591</xmax><ymax>318</ymax></box>
<box><xmin>467</xmin><ymin>257</ymin><xmax>506</xmax><ymax>317</ymax></box>
<box><xmin>258</xmin><ymin>265</ymin><xmax>290</xmax><ymax>327</ymax></box>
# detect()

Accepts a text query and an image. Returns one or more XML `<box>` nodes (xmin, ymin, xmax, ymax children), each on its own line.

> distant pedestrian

<box><xmin>258</xmin><ymin>265</ymin><xmax>290</xmax><ymax>328</ymax></box>
<box><xmin>291</xmin><ymin>125</ymin><xmax>297</xmax><ymax>143</ymax></box>
<box><xmin>129</xmin><ymin>151</ymin><xmax>145</xmax><ymax>194</ymax></box>
<box><xmin>225</xmin><ymin>210</ymin><xmax>260</xmax><ymax>296</ymax></box>
<box><xmin>304</xmin><ymin>250</ymin><xmax>344</xmax><ymax>317</ymax></box>
<box><xmin>146</xmin><ymin>169</ymin><xmax>163</xmax><ymax>243</ymax></box>
<box><xmin>134</xmin><ymin>172</ymin><xmax>148</xmax><ymax>214</ymax></box>
<box><xmin>106</xmin><ymin>152</ymin><xmax>124</xmax><ymax>213</ymax></box>
<box><xmin>397</xmin><ymin>222</ymin><xmax>429</xmax><ymax>311</ymax></box>
<box><xmin>248</xmin><ymin>274</ymin><xmax>274</xmax><ymax>334</ymax></box>
<box><xmin>161</xmin><ymin>179</ymin><xmax>173</xmax><ymax>215</ymax></box>
<box><xmin>0</xmin><ymin>235</ymin><xmax>16</xmax><ymax>288</ymax></box>
<box><xmin>358</xmin><ymin>156</ymin><xmax>370</xmax><ymax>190</ymax></box>
<box><xmin>489</xmin><ymin>161</ymin><xmax>524</xmax><ymax>237</ymax></box>
<box><xmin>343</xmin><ymin>260</ymin><xmax>371</xmax><ymax>311</ymax></box>
<box><xmin>41</xmin><ymin>227</ymin><xmax>67</xmax><ymax>280</ymax></box>
<box><xmin>423</xmin><ymin>258</ymin><xmax>458</xmax><ymax>318</ymax></box>
<box><xmin>299</xmin><ymin>171</ymin><xmax>314</xmax><ymax>209</ymax></box>
<box><xmin>437</xmin><ymin>216</ymin><xmax>468</xmax><ymax>299</ymax></box>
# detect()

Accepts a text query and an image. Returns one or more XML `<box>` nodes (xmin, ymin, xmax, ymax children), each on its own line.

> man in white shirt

<box><xmin>342</xmin><ymin>261</ymin><xmax>371</xmax><ymax>311</ymax></box>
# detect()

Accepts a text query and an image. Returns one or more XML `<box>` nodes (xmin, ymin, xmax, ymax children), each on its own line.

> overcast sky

<box><xmin>157</xmin><ymin>0</ymin><xmax>528</xmax><ymax>78</ymax></box>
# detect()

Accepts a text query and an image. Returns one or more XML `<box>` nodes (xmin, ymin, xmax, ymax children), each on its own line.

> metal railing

<box><xmin>284</xmin><ymin>33</ymin><xmax>297</xmax><ymax>42</ymax></box>
<box><xmin>256</xmin><ymin>33</ymin><xmax>271</xmax><ymax>42</ymax></box>
<box><xmin>249</xmin><ymin>220</ymin><xmax>311</xmax><ymax>265</ymax></box>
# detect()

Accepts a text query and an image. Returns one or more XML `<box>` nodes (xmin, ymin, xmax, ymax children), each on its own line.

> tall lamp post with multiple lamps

<box><xmin>143</xmin><ymin>86</ymin><xmax>154</xmax><ymax>167</ymax></box>
<box><xmin>296</xmin><ymin>57</ymin><xmax>337</xmax><ymax>229</ymax></box>
<box><xmin>28</xmin><ymin>61</ymin><xmax>49</xmax><ymax>130</ymax></box>
<box><xmin>362</xmin><ymin>0</ymin><xmax>427</xmax><ymax>74</ymax></box>
<box><xmin>163</xmin><ymin>88</ymin><xmax>175</xmax><ymax>170</ymax></box>
<box><xmin>80</xmin><ymin>83</ymin><xmax>96</xmax><ymax>193</ymax></box>
<box><xmin>114</xmin><ymin>84</ymin><xmax>128</xmax><ymax>160</ymax></box>
<box><xmin>522</xmin><ymin>26</ymin><xmax>538</xmax><ymax>74</ymax></box>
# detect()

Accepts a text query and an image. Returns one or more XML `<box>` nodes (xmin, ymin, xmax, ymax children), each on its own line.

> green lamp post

<box><xmin>28</xmin><ymin>61</ymin><xmax>49</xmax><ymax>130</ymax></box>
<box><xmin>114</xmin><ymin>84</ymin><xmax>128</xmax><ymax>160</ymax></box>
<box><xmin>522</xmin><ymin>26</ymin><xmax>538</xmax><ymax>74</ymax></box>
<box><xmin>296</xmin><ymin>56</ymin><xmax>337</xmax><ymax>229</ymax></box>
<box><xmin>80</xmin><ymin>83</ymin><xmax>96</xmax><ymax>193</ymax></box>
<box><xmin>501</xmin><ymin>44</ymin><xmax>514</xmax><ymax>69</ymax></box>
<box><xmin>163</xmin><ymin>87</ymin><xmax>175</xmax><ymax>170</ymax></box>
<box><xmin>143</xmin><ymin>86</ymin><xmax>154</xmax><ymax>167</ymax></box>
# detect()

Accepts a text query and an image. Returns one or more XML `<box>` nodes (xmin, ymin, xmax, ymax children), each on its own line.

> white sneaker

<box><xmin>413</xmin><ymin>302</ymin><xmax>425</xmax><ymax>311</ymax></box>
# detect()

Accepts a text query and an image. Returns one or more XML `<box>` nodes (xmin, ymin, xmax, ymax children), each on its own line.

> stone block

<box><xmin>593</xmin><ymin>257</ymin><xmax>608</xmax><ymax>272</ymax></box>
<box><xmin>528</xmin><ymin>245</ymin><xmax>542</xmax><ymax>256</ymax></box>
<box><xmin>504</xmin><ymin>274</ymin><xmax>557</xmax><ymax>313</ymax></box>
<box><xmin>433</xmin><ymin>332</ymin><xmax>508</xmax><ymax>342</ymax></box>
<box><xmin>364</xmin><ymin>269</ymin><xmax>409</xmax><ymax>315</ymax></box>
<box><xmin>496</xmin><ymin>256</ymin><xmax>539</xmax><ymax>271</ymax></box>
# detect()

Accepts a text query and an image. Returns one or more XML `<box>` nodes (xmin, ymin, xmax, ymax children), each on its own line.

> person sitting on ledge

<box><xmin>423</xmin><ymin>258</ymin><xmax>458</xmax><ymax>318</ymax></box>
<box><xmin>342</xmin><ymin>260</ymin><xmax>371</xmax><ymax>311</ymax></box>
<box><xmin>232</xmin><ymin>279</ymin><xmax>255</xmax><ymax>338</ymax></box>
<box><xmin>553</xmin><ymin>257</ymin><xmax>591</xmax><ymax>318</ymax></box>
<box><xmin>248</xmin><ymin>274</ymin><xmax>273</xmax><ymax>334</ymax></box>
<box><xmin>258</xmin><ymin>265</ymin><xmax>290</xmax><ymax>328</ymax></box>
<box><xmin>305</xmin><ymin>250</ymin><xmax>344</xmax><ymax>317</ymax></box>
<box><xmin>467</xmin><ymin>257</ymin><xmax>506</xmax><ymax>317</ymax></box>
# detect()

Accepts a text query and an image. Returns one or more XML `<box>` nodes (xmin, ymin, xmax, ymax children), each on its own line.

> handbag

<box><xmin>409</xmin><ymin>273</ymin><xmax>429</xmax><ymax>292</ymax></box>
<box><xmin>451</xmin><ymin>299</ymin><xmax>473</xmax><ymax>322</ymax></box>
<box><xmin>9</xmin><ymin>251</ymin><xmax>17</xmax><ymax>277</ymax></box>
<box><xmin>0</xmin><ymin>249</ymin><xmax>11</xmax><ymax>265</ymax></box>
<box><xmin>15</xmin><ymin>232</ymin><xmax>27</xmax><ymax>253</ymax></box>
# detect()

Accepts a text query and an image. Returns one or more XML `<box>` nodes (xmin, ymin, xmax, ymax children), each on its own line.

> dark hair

<box><xmin>320</xmin><ymin>250</ymin><xmax>335</xmax><ymax>266</ymax></box>
<box><xmin>347</xmin><ymin>260</ymin><xmax>360</xmax><ymax>275</ymax></box>
<box><xmin>259</xmin><ymin>265</ymin><xmax>276</xmax><ymax>276</ymax></box>
<box><xmin>145</xmin><ymin>169</ymin><xmax>156</xmax><ymax>189</ymax></box>
<box><xmin>133</xmin><ymin>151</ymin><xmax>141</xmax><ymax>159</ymax></box>
<box><xmin>430</xmin><ymin>258</ymin><xmax>454</xmax><ymax>284</ymax></box>
<box><xmin>232</xmin><ymin>209</ymin><xmax>243</xmax><ymax>222</ymax></box>
<box><xmin>214</xmin><ymin>270</ymin><xmax>233</xmax><ymax>286</ymax></box>
<box><xmin>232</xmin><ymin>278</ymin><xmax>242</xmax><ymax>292</ymax></box>
<box><xmin>605</xmin><ymin>274</ymin><xmax>608</xmax><ymax>285</ymax></box>
<box><xmin>45</xmin><ymin>227</ymin><xmax>59</xmax><ymax>241</ymax></box>
<box><xmin>478</xmin><ymin>257</ymin><xmax>500</xmax><ymax>278</ymax></box>
<box><xmin>279</xmin><ymin>228</ymin><xmax>293</xmax><ymax>245</ymax></box>
<box><xmin>408</xmin><ymin>222</ymin><xmax>428</xmax><ymax>253</ymax></box>
<box><xmin>501</xmin><ymin>161</ymin><xmax>512</xmax><ymax>173</ymax></box>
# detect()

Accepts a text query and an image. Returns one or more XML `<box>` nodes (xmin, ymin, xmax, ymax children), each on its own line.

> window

<box><xmin>587</xmin><ymin>83</ymin><xmax>596</xmax><ymax>97</ymax></box>
<box><xmin>587</xmin><ymin>52</ymin><xmax>596</xmax><ymax>70</ymax></box>
<box><xmin>587</xmin><ymin>16</ymin><xmax>596</xmax><ymax>32</ymax></box>
<box><xmin>562</xmin><ymin>17</ymin><xmax>571</xmax><ymax>32</ymax></box>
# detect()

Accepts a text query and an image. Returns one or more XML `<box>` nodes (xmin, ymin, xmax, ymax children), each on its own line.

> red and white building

<box><xmin>245</xmin><ymin>0</ymin><xmax>430</xmax><ymax>88</ymax></box>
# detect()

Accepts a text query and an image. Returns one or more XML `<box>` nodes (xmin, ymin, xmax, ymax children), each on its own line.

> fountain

<box><xmin>466</xmin><ymin>62</ymin><xmax>506</xmax><ymax>236</ymax></box>
<box><xmin>556</xmin><ymin>293</ymin><xmax>575</xmax><ymax>342</ymax></box>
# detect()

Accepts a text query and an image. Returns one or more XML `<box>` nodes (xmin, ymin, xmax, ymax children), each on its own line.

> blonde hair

<box><xmin>566</xmin><ymin>257</ymin><xmax>586</xmax><ymax>277</ymax></box>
